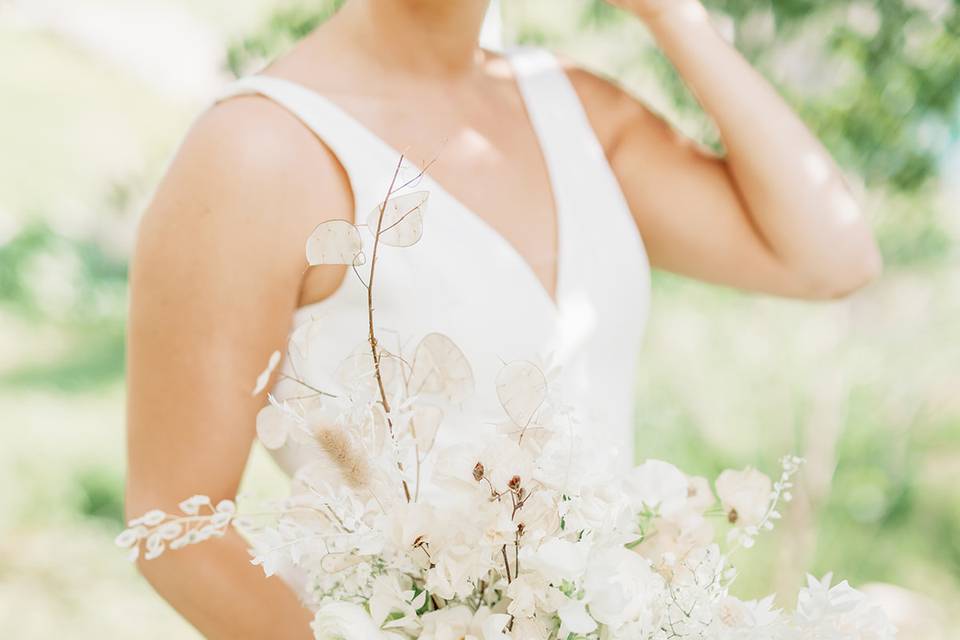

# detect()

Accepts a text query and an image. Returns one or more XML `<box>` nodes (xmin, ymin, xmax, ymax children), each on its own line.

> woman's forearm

<box><xmin>640</xmin><ymin>1</ymin><xmax>882</xmax><ymax>290</ymax></box>
<box><xmin>137</xmin><ymin>528</ymin><xmax>314</xmax><ymax>639</ymax></box>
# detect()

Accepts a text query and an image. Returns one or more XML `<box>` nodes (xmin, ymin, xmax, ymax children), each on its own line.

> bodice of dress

<box><xmin>217</xmin><ymin>47</ymin><xmax>651</xmax><ymax>473</ymax></box>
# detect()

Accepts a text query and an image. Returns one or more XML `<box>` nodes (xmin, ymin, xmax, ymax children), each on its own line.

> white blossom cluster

<box><xmin>119</xmin><ymin>186</ymin><xmax>895</xmax><ymax>640</ymax></box>
<box><xmin>120</xmin><ymin>351</ymin><xmax>894</xmax><ymax>640</ymax></box>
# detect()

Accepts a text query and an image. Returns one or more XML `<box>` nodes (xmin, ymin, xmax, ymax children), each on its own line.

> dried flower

<box><xmin>315</xmin><ymin>426</ymin><xmax>370</xmax><ymax>490</ymax></box>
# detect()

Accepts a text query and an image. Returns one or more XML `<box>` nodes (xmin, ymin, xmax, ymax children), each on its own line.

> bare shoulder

<box><xmin>145</xmin><ymin>94</ymin><xmax>352</xmax><ymax>241</ymax></box>
<box><xmin>134</xmin><ymin>94</ymin><xmax>353</xmax><ymax>303</ymax></box>
<box><xmin>556</xmin><ymin>56</ymin><xmax>687</xmax><ymax>157</ymax></box>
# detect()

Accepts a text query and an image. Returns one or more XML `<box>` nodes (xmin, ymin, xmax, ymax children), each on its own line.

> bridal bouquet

<box><xmin>120</xmin><ymin>162</ymin><xmax>895</xmax><ymax>639</ymax></box>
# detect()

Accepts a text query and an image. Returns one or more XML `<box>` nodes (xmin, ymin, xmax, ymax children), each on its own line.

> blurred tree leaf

<box><xmin>75</xmin><ymin>466</ymin><xmax>126</xmax><ymax>526</ymax></box>
<box><xmin>227</xmin><ymin>0</ymin><xmax>345</xmax><ymax>77</ymax></box>
<box><xmin>579</xmin><ymin>0</ymin><xmax>960</xmax><ymax>192</ymax></box>
<box><xmin>0</xmin><ymin>222</ymin><xmax>127</xmax><ymax>321</ymax></box>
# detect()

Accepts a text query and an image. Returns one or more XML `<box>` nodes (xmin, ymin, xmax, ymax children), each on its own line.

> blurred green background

<box><xmin>1</xmin><ymin>0</ymin><xmax>958</xmax><ymax>637</ymax></box>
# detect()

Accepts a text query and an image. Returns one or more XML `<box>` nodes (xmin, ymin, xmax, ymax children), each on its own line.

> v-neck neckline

<box><xmin>262</xmin><ymin>49</ymin><xmax>563</xmax><ymax>312</ymax></box>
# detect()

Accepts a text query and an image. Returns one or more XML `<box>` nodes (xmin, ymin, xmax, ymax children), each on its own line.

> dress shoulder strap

<box><xmin>505</xmin><ymin>46</ymin><xmax>609</xmax><ymax>170</ymax></box>
<box><xmin>506</xmin><ymin>47</ymin><xmax>649</xmax><ymax>309</ymax></box>
<box><xmin>216</xmin><ymin>75</ymin><xmax>404</xmax><ymax>216</ymax></box>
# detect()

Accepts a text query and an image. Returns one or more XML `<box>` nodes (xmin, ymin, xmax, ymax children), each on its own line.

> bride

<box><xmin>124</xmin><ymin>0</ymin><xmax>881</xmax><ymax>637</ymax></box>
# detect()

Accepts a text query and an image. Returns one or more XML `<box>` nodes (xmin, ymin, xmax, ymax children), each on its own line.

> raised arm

<box><xmin>577</xmin><ymin>0</ymin><xmax>882</xmax><ymax>299</ymax></box>
<box><xmin>125</xmin><ymin>96</ymin><xmax>352</xmax><ymax>638</ymax></box>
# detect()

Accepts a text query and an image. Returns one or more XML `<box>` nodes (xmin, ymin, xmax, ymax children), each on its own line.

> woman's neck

<box><xmin>329</xmin><ymin>0</ymin><xmax>491</xmax><ymax>77</ymax></box>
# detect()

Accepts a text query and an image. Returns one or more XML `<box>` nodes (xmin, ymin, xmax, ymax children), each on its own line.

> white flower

<box><xmin>426</xmin><ymin>542</ymin><xmax>495</xmax><ymax>600</ymax></box>
<box><xmin>632</xmin><ymin>515</ymin><xmax>714</xmax><ymax>575</ymax></box>
<box><xmin>381</xmin><ymin>502</ymin><xmax>438</xmax><ymax>552</ymax></box>
<box><xmin>583</xmin><ymin>547</ymin><xmax>663</xmax><ymax>631</ymax></box>
<box><xmin>625</xmin><ymin>459</ymin><xmax>689</xmax><ymax>518</ymax></box>
<box><xmin>718</xmin><ymin>595</ymin><xmax>750</xmax><ymax>627</ymax></box>
<box><xmin>520</xmin><ymin>538</ymin><xmax>591</xmax><ymax>583</ymax></box>
<box><xmin>255</xmin><ymin>394</ymin><xmax>302</xmax><ymax>450</ymax></box>
<box><xmin>685</xmin><ymin>475</ymin><xmax>715</xmax><ymax>514</ymax></box>
<box><xmin>557</xmin><ymin>597</ymin><xmax>597</xmax><ymax>636</ymax></box>
<box><xmin>419</xmin><ymin>605</ymin><xmax>506</xmax><ymax>640</ymax></box>
<box><xmin>513</xmin><ymin>490</ymin><xmax>561</xmax><ymax>546</ymax></box>
<box><xmin>311</xmin><ymin>601</ymin><xmax>402</xmax><ymax>640</ymax></box>
<box><xmin>428</xmin><ymin>443</ymin><xmax>484</xmax><ymax>497</ymax></box>
<box><xmin>794</xmin><ymin>574</ymin><xmax>896</xmax><ymax>639</ymax></box>
<box><xmin>480</xmin><ymin>612</ymin><xmax>514</xmax><ymax>640</ymax></box>
<box><xmin>506</xmin><ymin>572</ymin><xmax>562</xmax><ymax>619</ymax></box>
<box><xmin>368</xmin><ymin>574</ymin><xmax>425</xmax><ymax>634</ymax></box>
<box><xmin>510</xmin><ymin>615</ymin><xmax>552</xmax><ymax>640</ymax></box>
<box><xmin>248</xmin><ymin>528</ymin><xmax>294</xmax><ymax>579</ymax></box>
<box><xmin>717</xmin><ymin>595</ymin><xmax>784</xmax><ymax>636</ymax></box>
<box><xmin>477</xmin><ymin>434</ymin><xmax>536</xmax><ymax>491</ymax></box>
<box><xmin>715</xmin><ymin>467</ymin><xmax>772</xmax><ymax>527</ymax></box>
<box><xmin>558</xmin><ymin>484</ymin><xmax>631</xmax><ymax>540</ymax></box>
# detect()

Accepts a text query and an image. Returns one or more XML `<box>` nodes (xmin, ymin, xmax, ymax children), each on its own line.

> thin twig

<box><xmin>366</xmin><ymin>155</ymin><xmax>412</xmax><ymax>503</ymax></box>
<box><xmin>501</xmin><ymin>544</ymin><xmax>512</xmax><ymax>583</ymax></box>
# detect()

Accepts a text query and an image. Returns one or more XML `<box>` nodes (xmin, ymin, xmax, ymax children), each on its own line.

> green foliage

<box><xmin>74</xmin><ymin>466</ymin><xmax>126</xmax><ymax>526</ymax></box>
<box><xmin>578</xmin><ymin>0</ymin><xmax>960</xmax><ymax>192</ymax></box>
<box><xmin>0</xmin><ymin>222</ymin><xmax>127</xmax><ymax>390</ymax></box>
<box><xmin>227</xmin><ymin>0</ymin><xmax>345</xmax><ymax>77</ymax></box>
<box><xmin>0</xmin><ymin>320</ymin><xmax>125</xmax><ymax>392</ymax></box>
<box><xmin>577</xmin><ymin>0</ymin><xmax>959</xmax><ymax>267</ymax></box>
<box><xmin>0</xmin><ymin>222</ymin><xmax>127</xmax><ymax>321</ymax></box>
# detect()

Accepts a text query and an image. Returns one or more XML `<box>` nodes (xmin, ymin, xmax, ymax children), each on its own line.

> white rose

<box><xmin>311</xmin><ymin>602</ymin><xmax>401</xmax><ymax>640</ymax></box>
<box><xmin>625</xmin><ymin>459</ymin><xmax>689</xmax><ymax>518</ymax></box>
<box><xmin>559</xmin><ymin>485</ymin><xmax>630</xmax><ymax>537</ymax></box>
<box><xmin>715</xmin><ymin>468</ymin><xmax>772</xmax><ymax>527</ymax></box>
<box><xmin>583</xmin><ymin>547</ymin><xmax>663</xmax><ymax>630</ymax></box>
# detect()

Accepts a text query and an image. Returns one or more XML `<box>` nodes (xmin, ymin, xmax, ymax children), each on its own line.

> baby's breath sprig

<box><xmin>727</xmin><ymin>455</ymin><xmax>805</xmax><ymax>553</ymax></box>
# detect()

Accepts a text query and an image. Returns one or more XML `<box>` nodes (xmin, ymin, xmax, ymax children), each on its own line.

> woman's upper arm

<box><xmin>568</xmin><ymin>69</ymin><xmax>808</xmax><ymax>297</ymax></box>
<box><xmin>125</xmin><ymin>97</ymin><xmax>352</xmax><ymax>513</ymax></box>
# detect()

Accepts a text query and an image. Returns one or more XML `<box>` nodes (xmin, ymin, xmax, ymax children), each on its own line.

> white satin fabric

<box><xmin>218</xmin><ymin>47</ymin><xmax>651</xmax><ymax>473</ymax></box>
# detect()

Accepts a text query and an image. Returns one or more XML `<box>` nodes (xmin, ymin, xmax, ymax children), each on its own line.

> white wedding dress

<box><xmin>218</xmin><ymin>47</ymin><xmax>651</xmax><ymax>478</ymax></box>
